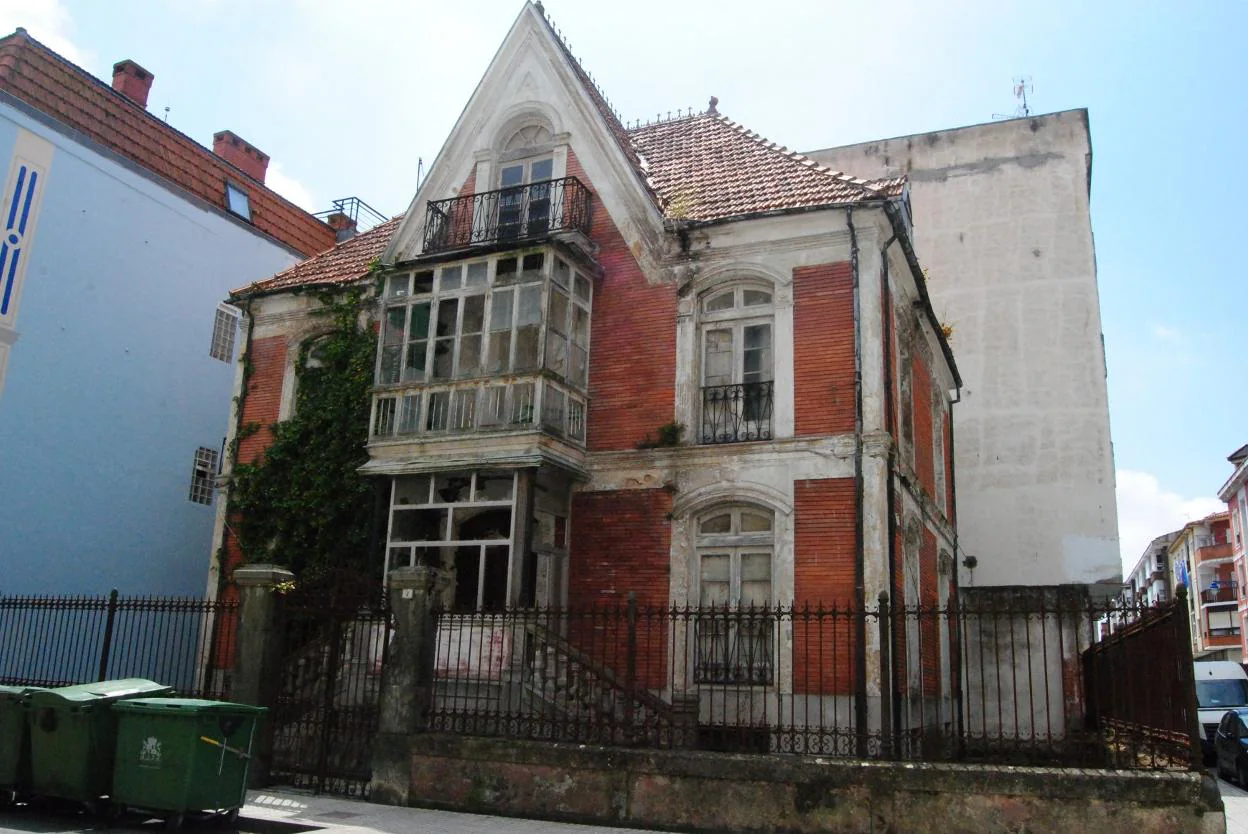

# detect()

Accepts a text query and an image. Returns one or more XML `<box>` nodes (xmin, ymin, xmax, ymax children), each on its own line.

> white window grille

<box><xmin>188</xmin><ymin>446</ymin><xmax>219</xmax><ymax>505</ymax></box>
<box><xmin>210</xmin><ymin>304</ymin><xmax>241</xmax><ymax>362</ymax></box>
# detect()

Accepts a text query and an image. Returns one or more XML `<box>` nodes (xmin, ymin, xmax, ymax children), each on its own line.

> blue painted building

<box><xmin>0</xmin><ymin>30</ymin><xmax>336</xmax><ymax>595</ymax></box>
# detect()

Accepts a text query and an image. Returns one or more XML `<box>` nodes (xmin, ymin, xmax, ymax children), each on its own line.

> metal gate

<box><xmin>268</xmin><ymin>571</ymin><xmax>390</xmax><ymax>797</ymax></box>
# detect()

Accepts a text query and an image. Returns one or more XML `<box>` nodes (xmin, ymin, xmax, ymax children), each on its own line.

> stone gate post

<box><xmin>371</xmin><ymin>565</ymin><xmax>437</xmax><ymax>805</ymax></box>
<box><xmin>231</xmin><ymin>563</ymin><xmax>295</xmax><ymax>787</ymax></box>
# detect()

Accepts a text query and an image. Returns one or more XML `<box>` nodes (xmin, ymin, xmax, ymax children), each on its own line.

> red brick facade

<box><xmin>567</xmin><ymin>150</ymin><xmax>677</xmax><ymax>452</ymax></box>
<box><xmin>569</xmin><ymin>488</ymin><xmax>672</xmax><ymax>608</ymax></box>
<box><xmin>569</xmin><ymin>488</ymin><xmax>673</xmax><ymax>688</ymax></box>
<box><xmin>793</xmin><ymin>263</ymin><xmax>855</xmax><ymax>437</ymax></box>
<box><xmin>793</xmin><ymin>478</ymin><xmax>858</xmax><ymax>694</ymax></box>
<box><xmin>236</xmin><ymin>336</ymin><xmax>287</xmax><ymax>465</ymax></box>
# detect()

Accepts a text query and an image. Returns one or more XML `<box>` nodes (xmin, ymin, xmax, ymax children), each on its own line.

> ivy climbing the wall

<box><xmin>227</xmin><ymin>287</ymin><xmax>380</xmax><ymax>581</ymax></box>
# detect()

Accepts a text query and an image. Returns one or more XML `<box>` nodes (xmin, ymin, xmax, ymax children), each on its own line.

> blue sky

<box><xmin>6</xmin><ymin>0</ymin><xmax>1242</xmax><ymax>575</ymax></box>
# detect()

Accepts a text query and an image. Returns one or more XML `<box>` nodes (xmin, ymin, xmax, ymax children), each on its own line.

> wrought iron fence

<box><xmin>422</xmin><ymin>177</ymin><xmax>594</xmax><ymax>253</ymax></box>
<box><xmin>0</xmin><ymin>590</ymin><xmax>236</xmax><ymax>698</ymax></box>
<box><xmin>268</xmin><ymin>574</ymin><xmax>391</xmax><ymax>799</ymax></box>
<box><xmin>700</xmin><ymin>381</ymin><xmax>774</xmax><ymax>444</ymax></box>
<box><xmin>1083</xmin><ymin>590</ymin><xmax>1201</xmax><ymax>770</ymax></box>
<box><xmin>429</xmin><ymin>592</ymin><xmax>1202</xmax><ymax>770</ymax></box>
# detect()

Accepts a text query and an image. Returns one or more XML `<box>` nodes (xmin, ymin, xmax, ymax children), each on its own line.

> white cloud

<box><xmin>266</xmin><ymin>162</ymin><xmax>318</xmax><ymax>213</ymax></box>
<box><xmin>0</xmin><ymin>0</ymin><xmax>90</xmax><ymax>67</ymax></box>
<box><xmin>1152</xmin><ymin>324</ymin><xmax>1181</xmax><ymax>343</ymax></box>
<box><xmin>1116</xmin><ymin>468</ymin><xmax>1223</xmax><ymax>574</ymax></box>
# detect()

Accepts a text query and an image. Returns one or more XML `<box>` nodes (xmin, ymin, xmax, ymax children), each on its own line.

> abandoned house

<box><xmin>216</xmin><ymin>0</ymin><xmax>957</xmax><ymax>652</ymax></box>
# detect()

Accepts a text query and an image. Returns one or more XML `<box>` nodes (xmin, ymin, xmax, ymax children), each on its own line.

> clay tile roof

<box><xmin>0</xmin><ymin>30</ymin><xmax>335</xmax><ymax>258</ymax></box>
<box><xmin>231</xmin><ymin>216</ymin><xmax>403</xmax><ymax>298</ymax></box>
<box><xmin>628</xmin><ymin>113</ymin><xmax>892</xmax><ymax>222</ymax></box>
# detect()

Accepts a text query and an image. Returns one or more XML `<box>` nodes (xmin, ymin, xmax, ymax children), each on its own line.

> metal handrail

<box><xmin>423</xmin><ymin>177</ymin><xmax>593</xmax><ymax>253</ymax></box>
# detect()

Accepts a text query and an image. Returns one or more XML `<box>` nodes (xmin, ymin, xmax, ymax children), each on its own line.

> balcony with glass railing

<box><xmin>369</xmin><ymin>245</ymin><xmax>593</xmax><ymax>459</ymax></box>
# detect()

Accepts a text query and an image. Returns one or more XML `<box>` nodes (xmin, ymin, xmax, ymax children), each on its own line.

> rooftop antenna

<box><xmin>163</xmin><ymin>105</ymin><xmax>170</xmax><ymax>123</ymax></box>
<box><xmin>992</xmin><ymin>75</ymin><xmax>1033</xmax><ymax>120</ymax></box>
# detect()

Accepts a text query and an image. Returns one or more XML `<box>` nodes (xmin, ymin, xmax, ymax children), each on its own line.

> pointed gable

<box><xmin>383</xmin><ymin>2</ymin><xmax>666</xmax><ymax>266</ymax></box>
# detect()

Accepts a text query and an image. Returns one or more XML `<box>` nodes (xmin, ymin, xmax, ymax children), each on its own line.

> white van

<box><xmin>1196</xmin><ymin>660</ymin><xmax>1248</xmax><ymax>760</ymax></box>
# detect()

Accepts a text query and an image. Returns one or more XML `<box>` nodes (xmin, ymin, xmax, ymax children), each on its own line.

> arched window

<box><xmin>699</xmin><ymin>285</ymin><xmax>775</xmax><ymax>444</ymax></box>
<box><xmin>498</xmin><ymin>125</ymin><xmax>554</xmax><ymax>240</ymax></box>
<box><xmin>695</xmin><ymin>505</ymin><xmax>774</xmax><ymax>684</ymax></box>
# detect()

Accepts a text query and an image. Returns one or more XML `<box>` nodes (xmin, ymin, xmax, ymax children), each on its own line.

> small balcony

<box><xmin>1202</xmin><ymin>584</ymin><xmax>1239</xmax><ymax>604</ymax></box>
<box><xmin>423</xmin><ymin>177</ymin><xmax>593</xmax><ymax>254</ymax></box>
<box><xmin>700</xmin><ymin>382</ymin><xmax>774</xmax><ymax>445</ymax></box>
<box><xmin>1197</xmin><ymin>542</ymin><xmax>1233</xmax><ymax>563</ymax></box>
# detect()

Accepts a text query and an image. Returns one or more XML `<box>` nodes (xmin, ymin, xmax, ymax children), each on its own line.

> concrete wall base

<box><xmin>372</xmin><ymin>733</ymin><xmax>1224</xmax><ymax>834</ymax></box>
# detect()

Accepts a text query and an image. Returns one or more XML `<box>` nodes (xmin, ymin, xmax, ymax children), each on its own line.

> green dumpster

<box><xmin>111</xmin><ymin>698</ymin><xmax>265</xmax><ymax>826</ymax></box>
<box><xmin>26</xmin><ymin>678</ymin><xmax>173</xmax><ymax>804</ymax></box>
<box><xmin>0</xmin><ymin>685</ymin><xmax>42</xmax><ymax>806</ymax></box>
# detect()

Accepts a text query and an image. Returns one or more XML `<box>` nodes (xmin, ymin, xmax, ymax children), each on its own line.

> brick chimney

<box><xmin>212</xmin><ymin>130</ymin><xmax>269</xmax><ymax>184</ymax></box>
<box><xmin>326</xmin><ymin>212</ymin><xmax>357</xmax><ymax>242</ymax></box>
<box><xmin>112</xmin><ymin>60</ymin><xmax>154</xmax><ymax>108</ymax></box>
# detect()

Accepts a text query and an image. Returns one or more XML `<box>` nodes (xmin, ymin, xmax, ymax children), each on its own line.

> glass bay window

<box><xmin>373</xmin><ymin>247</ymin><xmax>592</xmax><ymax>442</ymax></box>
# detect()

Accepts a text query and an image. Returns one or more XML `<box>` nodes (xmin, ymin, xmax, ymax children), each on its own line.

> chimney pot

<box><xmin>112</xmin><ymin>59</ymin><xmax>154</xmax><ymax>108</ymax></box>
<box><xmin>212</xmin><ymin>130</ymin><xmax>270</xmax><ymax>184</ymax></box>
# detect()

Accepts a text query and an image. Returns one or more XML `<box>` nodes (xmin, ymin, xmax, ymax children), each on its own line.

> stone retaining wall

<box><xmin>371</xmin><ymin>733</ymin><xmax>1224</xmax><ymax>834</ymax></box>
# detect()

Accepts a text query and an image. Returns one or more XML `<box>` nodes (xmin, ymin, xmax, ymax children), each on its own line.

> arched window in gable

<box><xmin>699</xmin><ymin>284</ymin><xmax>775</xmax><ymax>445</ymax></box>
<box><xmin>498</xmin><ymin>124</ymin><xmax>555</xmax><ymax>240</ymax></box>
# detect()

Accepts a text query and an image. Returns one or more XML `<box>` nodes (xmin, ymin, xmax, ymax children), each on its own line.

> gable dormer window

<box><xmin>497</xmin><ymin>124</ymin><xmax>555</xmax><ymax>241</ymax></box>
<box><xmin>498</xmin><ymin>157</ymin><xmax>554</xmax><ymax>240</ymax></box>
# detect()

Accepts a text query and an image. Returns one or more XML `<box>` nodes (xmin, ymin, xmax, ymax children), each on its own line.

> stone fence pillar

<box><xmin>371</xmin><ymin>565</ymin><xmax>438</xmax><ymax>805</ymax></box>
<box><xmin>231</xmin><ymin>563</ymin><xmax>295</xmax><ymax>787</ymax></box>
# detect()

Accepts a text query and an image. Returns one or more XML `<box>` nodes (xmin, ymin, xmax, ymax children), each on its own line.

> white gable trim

<box><xmin>383</xmin><ymin>4</ymin><xmax>667</xmax><ymax>272</ymax></box>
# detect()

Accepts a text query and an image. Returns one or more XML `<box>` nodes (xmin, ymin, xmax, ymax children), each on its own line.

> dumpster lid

<box><xmin>28</xmin><ymin>678</ymin><xmax>173</xmax><ymax>705</ymax></box>
<box><xmin>0</xmin><ymin>683</ymin><xmax>41</xmax><ymax>699</ymax></box>
<box><xmin>112</xmin><ymin>698</ymin><xmax>267</xmax><ymax>715</ymax></box>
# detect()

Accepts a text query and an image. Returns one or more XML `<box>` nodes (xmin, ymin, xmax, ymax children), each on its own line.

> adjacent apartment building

<box><xmin>1123</xmin><ymin>532</ymin><xmax>1178</xmax><ymax>608</ymax></box>
<box><xmin>0</xmin><ymin>29</ymin><xmax>336</xmax><ymax>595</ymax></box>
<box><xmin>1170</xmin><ymin>511</ymin><xmax>1238</xmax><ymax>661</ymax></box>
<box><xmin>807</xmin><ymin>111</ymin><xmax>1119</xmax><ymax>591</ymax></box>
<box><xmin>1219</xmin><ymin>444</ymin><xmax>1248</xmax><ymax>659</ymax></box>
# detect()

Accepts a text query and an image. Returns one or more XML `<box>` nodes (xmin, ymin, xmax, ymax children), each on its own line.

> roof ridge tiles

<box><xmin>231</xmin><ymin>215</ymin><xmax>404</xmax><ymax>298</ymax></box>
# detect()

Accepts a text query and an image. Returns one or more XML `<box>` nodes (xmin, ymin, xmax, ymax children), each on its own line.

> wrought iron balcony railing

<box><xmin>700</xmin><ymin>381</ymin><xmax>774</xmax><ymax>445</ymax></box>
<box><xmin>422</xmin><ymin>177</ymin><xmax>593</xmax><ymax>254</ymax></box>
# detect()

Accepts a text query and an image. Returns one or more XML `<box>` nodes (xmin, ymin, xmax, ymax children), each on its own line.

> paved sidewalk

<box><xmin>1221</xmin><ymin>776</ymin><xmax>1248</xmax><ymax>834</ymax></box>
<box><xmin>0</xmin><ymin>789</ymin><xmax>659</xmax><ymax>834</ymax></box>
<box><xmin>241</xmin><ymin>790</ymin><xmax>657</xmax><ymax>834</ymax></box>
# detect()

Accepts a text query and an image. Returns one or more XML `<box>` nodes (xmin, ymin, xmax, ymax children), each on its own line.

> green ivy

<box><xmin>227</xmin><ymin>287</ymin><xmax>380</xmax><ymax>581</ymax></box>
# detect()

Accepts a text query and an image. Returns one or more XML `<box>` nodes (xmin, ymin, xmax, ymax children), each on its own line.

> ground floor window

<box><xmin>694</xmin><ymin>505</ymin><xmax>774</xmax><ymax>684</ymax></box>
<box><xmin>387</xmin><ymin>471</ymin><xmax>516</xmax><ymax>611</ymax></box>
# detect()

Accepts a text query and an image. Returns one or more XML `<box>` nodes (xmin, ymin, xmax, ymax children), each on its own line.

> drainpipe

<box><xmin>848</xmin><ymin>207</ymin><xmax>869</xmax><ymax>755</ymax></box>
<box><xmin>881</xmin><ymin>231</ymin><xmax>901</xmax><ymax>746</ymax></box>
<box><xmin>948</xmin><ymin>384</ymin><xmax>963</xmax><ymax>744</ymax></box>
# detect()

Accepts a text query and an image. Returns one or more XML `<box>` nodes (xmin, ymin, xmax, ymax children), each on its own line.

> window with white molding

<box><xmin>699</xmin><ymin>285</ymin><xmax>775</xmax><ymax>445</ymax></box>
<box><xmin>695</xmin><ymin>505</ymin><xmax>774</xmax><ymax>685</ymax></box>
